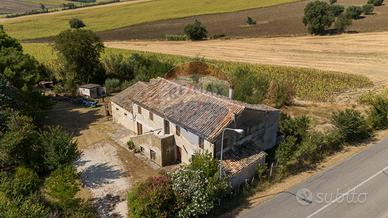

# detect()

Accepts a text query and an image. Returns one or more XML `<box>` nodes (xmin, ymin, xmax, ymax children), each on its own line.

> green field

<box><xmin>23</xmin><ymin>43</ymin><xmax>372</xmax><ymax>101</ymax></box>
<box><xmin>4</xmin><ymin>0</ymin><xmax>299</xmax><ymax>40</ymax></box>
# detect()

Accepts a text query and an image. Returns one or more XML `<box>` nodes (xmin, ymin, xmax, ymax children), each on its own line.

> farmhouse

<box><xmin>111</xmin><ymin>77</ymin><xmax>279</xmax><ymax>184</ymax></box>
<box><xmin>78</xmin><ymin>84</ymin><xmax>106</xmax><ymax>99</ymax></box>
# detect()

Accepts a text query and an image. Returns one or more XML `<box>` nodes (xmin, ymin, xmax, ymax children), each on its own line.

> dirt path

<box><xmin>46</xmin><ymin>100</ymin><xmax>156</xmax><ymax>217</ymax></box>
<box><xmin>0</xmin><ymin>0</ymin><xmax>150</xmax><ymax>22</ymax></box>
<box><xmin>106</xmin><ymin>31</ymin><xmax>388</xmax><ymax>85</ymax></box>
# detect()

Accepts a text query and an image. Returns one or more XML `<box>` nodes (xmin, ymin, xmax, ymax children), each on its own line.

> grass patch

<box><xmin>23</xmin><ymin>43</ymin><xmax>373</xmax><ymax>101</ymax></box>
<box><xmin>6</xmin><ymin>0</ymin><xmax>299</xmax><ymax>40</ymax></box>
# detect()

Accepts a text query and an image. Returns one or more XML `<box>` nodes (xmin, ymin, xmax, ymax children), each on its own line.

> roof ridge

<box><xmin>154</xmin><ymin>77</ymin><xmax>246</xmax><ymax>110</ymax></box>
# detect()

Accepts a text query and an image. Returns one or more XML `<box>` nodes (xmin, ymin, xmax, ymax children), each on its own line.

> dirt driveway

<box><xmin>46</xmin><ymin>100</ymin><xmax>156</xmax><ymax>217</ymax></box>
<box><xmin>106</xmin><ymin>31</ymin><xmax>388</xmax><ymax>86</ymax></box>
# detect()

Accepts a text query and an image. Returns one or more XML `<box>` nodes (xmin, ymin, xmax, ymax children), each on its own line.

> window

<box><xmin>199</xmin><ymin>137</ymin><xmax>204</xmax><ymax>149</ymax></box>
<box><xmin>176</xmin><ymin>126</ymin><xmax>180</xmax><ymax>136</ymax></box>
<box><xmin>137</xmin><ymin>105</ymin><xmax>142</xmax><ymax>114</ymax></box>
<box><xmin>116</xmin><ymin>107</ymin><xmax>119</xmax><ymax>111</ymax></box>
<box><xmin>164</xmin><ymin>120</ymin><xmax>170</xmax><ymax>134</ymax></box>
<box><xmin>149</xmin><ymin>112</ymin><xmax>153</xmax><ymax>120</ymax></box>
<box><xmin>137</xmin><ymin>122</ymin><xmax>143</xmax><ymax>135</ymax></box>
<box><xmin>140</xmin><ymin>146</ymin><xmax>144</xmax><ymax>154</ymax></box>
<box><xmin>150</xmin><ymin>150</ymin><xmax>156</xmax><ymax>161</ymax></box>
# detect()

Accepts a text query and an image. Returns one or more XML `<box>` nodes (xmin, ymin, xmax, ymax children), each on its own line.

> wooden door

<box><xmin>137</xmin><ymin>122</ymin><xmax>143</xmax><ymax>135</ymax></box>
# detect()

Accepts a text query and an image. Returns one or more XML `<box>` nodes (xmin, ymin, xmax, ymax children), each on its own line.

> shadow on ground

<box><xmin>93</xmin><ymin>194</ymin><xmax>124</xmax><ymax>218</ymax></box>
<box><xmin>80</xmin><ymin>162</ymin><xmax>126</xmax><ymax>189</ymax></box>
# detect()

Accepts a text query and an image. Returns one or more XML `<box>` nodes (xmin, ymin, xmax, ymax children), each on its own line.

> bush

<box><xmin>184</xmin><ymin>20</ymin><xmax>208</xmax><ymax>41</ymax></box>
<box><xmin>335</xmin><ymin>13</ymin><xmax>352</xmax><ymax>33</ymax></box>
<box><xmin>362</xmin><ymin>4</ymin><xmax>374</xmax><ymax>14</ymax></box>
<box><xmin>165</xmin><ymin>34</ymin><xmax>188</xmax><ymax>41</ymax></box>
<box><xmin>5</xmin><ymin>166</ymin><xmax>40</xmax><ymax>197</ymax></box>
<box><xmin>44</xmin><ymin>165</ymin><xmax>80</xmax><ymax>208</ymax></box>
<box><xmin>367</xmin><ymin>0</ymin><xmax>384</xmax><ymax>6</ymax></box>
<box><xmin>127</xmin><ymin>140</ymin><xmax>135</xmax><ymax>150</ymax></box>
<box><xmin>346</xmin><ymin>6</ymin><xmax>363</xmax><ymax>19</ymax></box>
<box><xmin>246</xmin><ymin>16</ymin><xmax>256</xmax><ymax>25</ymax></box>
<box><xmin>329</xmin><ymin>4</ymin><xmax>345</xmax><ymax>16</ymax></box>
<box><xmin>0</xmin><ymin>193</ymin><xmax>49</xmax><ymax>218</ymax></box>
<box><xmin>232</xmin><ymin>67</ymin><xmax>269</xmax><ymax>104</ymax></box>
<box><xmin>105</xmin><ymin>78</ymin><xmax>121</xmax><ymax>93</ymax></box>
<box><xmin>331</xmin><ymin>109</ymin><xmax>372</xmax><ymax>143</ymax></box>
<box><xmin>303</xmin><ymin>1</ymin><xmax>335</xmax><ymax>34</ymax></box>
<box><xmin>69</xmin><ymin>18</ymin><xmax>86</xmax><ymax>29</ymax></box>
<box><xmin>39</xmin><ymin>126</ymin><xmax>80</xmax><ymax>172</ymax></box>
<box><xmin>128</xmin><ymin>174</ymin><xmax>176</xmax><ymax>218</ymax></box>
<box><xmin>103</xmin><ymin>53</ymin><xmax>134</xmax><ymax>81</ymax></box>
<box><xmin>275</xmin><ymin>136</ymin><xmax>298</xmax><ymax>173</ymax></box>
<box><xmin>367</xmin><ymin>96</ymin><xmax>388</xmax><ymax>130</ymax></box>
<box><xmin>279</xmin><ymin>114</ymin><xmax>311</xmax><ymax>143</ymax></box>
<box><xmin>205</xmin><ymin>82</ymin><xmax>229</xmax><ymax>96</ymax></box>
<box><xmin>265</xmin><ymin>80</ymin><xmax>295</xmax><ymax>108</ymax></box>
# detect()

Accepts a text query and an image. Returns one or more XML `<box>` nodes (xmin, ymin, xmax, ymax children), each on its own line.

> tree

<box><xmin>335</xmin><ymin>13</ymin><xmax>352</xmax><ymax>33</ymax></box>
<box><xmin>346</xmin><ymin>6</ymin><xmax>363</xmax><ymax>19</ymax></box>
<box><xmin>7</xmin><ymin>166</ymin><xmax>40</xmax><ymax>197</ymax></box>
<box><xmin>265</xmin><ymin>80</ymin><xmax>295</xmax><ymax>108</ymax></box>
<box><xmin>44</xmin><ymin>165</ymin><xmax>80</xmax><ymax>208</ymax></box>
<box><xmin>102</xmin><ymin>53</ymin><xmax>134</xmax><ymax>80</ymax></box>
<box><xmin>331</xmin><ymin>109</ymin><xmax>372</xmax><ymax>143</ymax></box>
<box><xmin>54</xmin><ymin>29</ymin><xmax>105</xmax><ymax>90</ymax></box>
<box><xmin>0</xmin><ymin>112</ymin><xmax>41</xmax><ymax>171</ymax></box>
<box><xmin>40</xmin><ymin>4</ymin><xmax>47</xmax><ymax>12</ymax></box>
<box><xmin>367</xmin><ymin>0</ymin><xmax>384</xmax><ymax>6</ymax></box>
<box><xmin>128</xmin><ymin>174</ymin><xmax>176</xmax><ymax>218</ymax></box>
<box><xmin>279</xmin><ymin>114</ymin><xmax>311</xmax><ymax>143</ymax></box>
<box><xmin>232</xmin><ymin>67</ymin><xmax>269</xmax><ymax>104</ymax></box>
<box><xmin>362</xmin><ymin>4</ymin><xmax>374</xmax><ymax>15</ymax></box>
<box><xmin>39</xmin><ymin>126</ymin><xmax>80</xmax><ymax>172</ymax></box>
<box><xmin>246</xmin><ymin>16</ymin><xmax>256</xmax><ymax>25</ymax></box>
<box><xmin>184</xmin><ymin>20</ymin><xmax>208</xmax><ymax>41</ymax></box>
<box><xmin>367</xmin><ymin>96</ymin><xmax>388</xmax><ymax>130</ymax></box>
<box><xmin>329</xmin><ymin>4</ymin><xmax>345</xmax><ymax>17</ymax></box>
<box><xmin>303</xmin><ymin>1</ymin><xmax>335</xmax><ymax>35</ymax></box>
<box><xmin>69</xmin><ymin>18</ymin><xmax>86</xmax><ymax>29</ymax></box>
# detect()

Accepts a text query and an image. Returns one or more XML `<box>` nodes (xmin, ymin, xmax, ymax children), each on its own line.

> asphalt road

<box><xmin>238</xmin><ymin>138</ymin><xmax>388</xmax><ymax>218</ymax></box>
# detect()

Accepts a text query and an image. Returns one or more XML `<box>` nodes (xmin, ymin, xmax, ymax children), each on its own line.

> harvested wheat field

<box><xmin>106</xmin><ymin>31</ymin><xmax>388</xmax><ymax>86</ymax></box>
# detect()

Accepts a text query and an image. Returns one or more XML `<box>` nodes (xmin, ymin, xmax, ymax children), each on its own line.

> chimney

<box><xmin>228</xmin><ymin>88</ymin><xmax>234</xmax><ymax>99</ymax></box>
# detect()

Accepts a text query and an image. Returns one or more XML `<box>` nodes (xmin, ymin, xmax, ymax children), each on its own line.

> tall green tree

<box><xmin>303</xmin><ymin>1</ymin><xmax>335</xmax><ymax>35</ymax></box>
<box><xmin>54</xmin><ymin>29</ymin><xmax>105</xmax><ymax>90</ymax></box>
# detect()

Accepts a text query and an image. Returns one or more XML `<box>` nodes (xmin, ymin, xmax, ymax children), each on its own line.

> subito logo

<box><xmin>296</xmin><ymin>188</ymin><xmax>313</xmax><ymax>206</ymax></box>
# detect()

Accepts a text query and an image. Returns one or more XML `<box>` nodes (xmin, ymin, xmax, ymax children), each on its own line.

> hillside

<box><xmin>1</xmin><ymin>0</ymin><xmax>300</xmax><ymax>40</ymax></box>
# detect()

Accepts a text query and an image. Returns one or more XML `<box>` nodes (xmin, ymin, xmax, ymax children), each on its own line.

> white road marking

<box><xmin>305</xmin><ymin>165</ymin><xmax>388</xmax><ymax>218</ymax></box>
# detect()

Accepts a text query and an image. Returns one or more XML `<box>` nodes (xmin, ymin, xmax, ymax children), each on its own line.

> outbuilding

<box><xmin>78</xmin><ymin>84</ymin><xmax>106</xmax><ymax>99</ymax></box>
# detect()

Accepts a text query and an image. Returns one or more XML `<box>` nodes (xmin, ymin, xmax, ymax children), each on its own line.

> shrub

<box><xmin>69</xmin><ymin>18</ymin><xmax>86</xmax><ymax>29</ymax></box>
<box><xmin>329</xmin><ymin>4</ymin><xmax>345</xmax><ymax>17</ymax></box>
<box><xmin>105</xmin><ymin>78</ymin><xmax>121</xmax><ymax>93</ymax></box>
<box><xmin>279</xmin><ymin>114</ymin><xmax>311</xmax><ymax>143</ymax></box>
<box><xmin>205</xmin><ymin>82</ymin><xmax>229</xmax><ymax>96</ymax></box>
<box><xmin>165</xmin><ymin>34</ymin><xmax>188</xmax><ymax>41</ymax></box>
<box><xmin>127</xmin><ymin>140</ymin><xmax>135</xmax><ymax>150</ymax></box>
<box><xmin>362</xmin><ymin>4</ymin><xmax>374</xmax><ymax>14</ymax></box>
<box><xmin>335</xmin><ymin>13</ymin><xmax>352</xmax><ymax>33</ymax></box>
<box><xmin>0</xmin><ymin>193</ymin><xmax>49</xmax><ymax>218</ymax></box>
<box><xmin>246</xmin><ymin>16</ymin><xmax>256</xmax><ymax>25</ymax></box>
<box><xmin>5</xmin><ymin>166</ymin><xmax>40</xmax><ymax>197</ymax></box>
<box><xmin>128</xmin><ymin>174</ymin><xmax>176</xmax><ymax>218</ymax></box>
<box><xmin>303</xmin><ymin>1</ymin><xmax>335</xmax><ymax>34</ymax></box>
<box><xmin>367</xmin><ymin>96</ymin><xmax>388</xmax><ymax>130</ymax></box>
<box><xmin>232</xmin><ymin>67</ymin><xmax>269</xmax><ymax>104</ymax></box>
<box><xmin>128</xmin><ymin>53</ymin><xmax>173</xmax><ymax>82</ymax></box>
<box><xmin>346</xmin><ymin>6</ymin><xmax>363</xmax><ymax>19</ymax></box>
<box><xmin>170</xmin><ymin>168</ymin><xmax>214</xmax><ymax>217</ymax></box>
<box><xmin>39</xmin><ymin>126</ymin><xmax>80</xmax><ymax>172</ymax></box>
<box><xmin>367</xmin><ymin>0</ymin><xmax>384</xmax><ymax>6</ymax></box>
<box><xmin>265</xmin><ymin>80</ymin><xmax>295</xmax><ymax>108</ymax></box>
<box><xmin>103</xmin><ymin>53</ymin><xmax>134</xmax><ymax>81</ymax></box>
<box><xmin>331</xmin><ymin>109</ymin><xmax>372</xmax><ymax>143</ymax></box>
<box><xmin>275</xmin><ymin>136</ymin><xmax>298</xmax><ymax>172</ymax></box>
<box><xmin>44</xmin><ymin>165</ymin><xmax>80</xmax><ymax>208</ymax></box>
<box><xmin>184</xmin><ymin>20</ymin><xmax>208</xmax><ymax>41</ymax></box>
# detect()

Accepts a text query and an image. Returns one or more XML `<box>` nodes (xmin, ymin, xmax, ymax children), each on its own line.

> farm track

<box><xmin>105</xmin><ymin>31</ymin><xmax>388</xmax><ymax>85</ymax></box>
